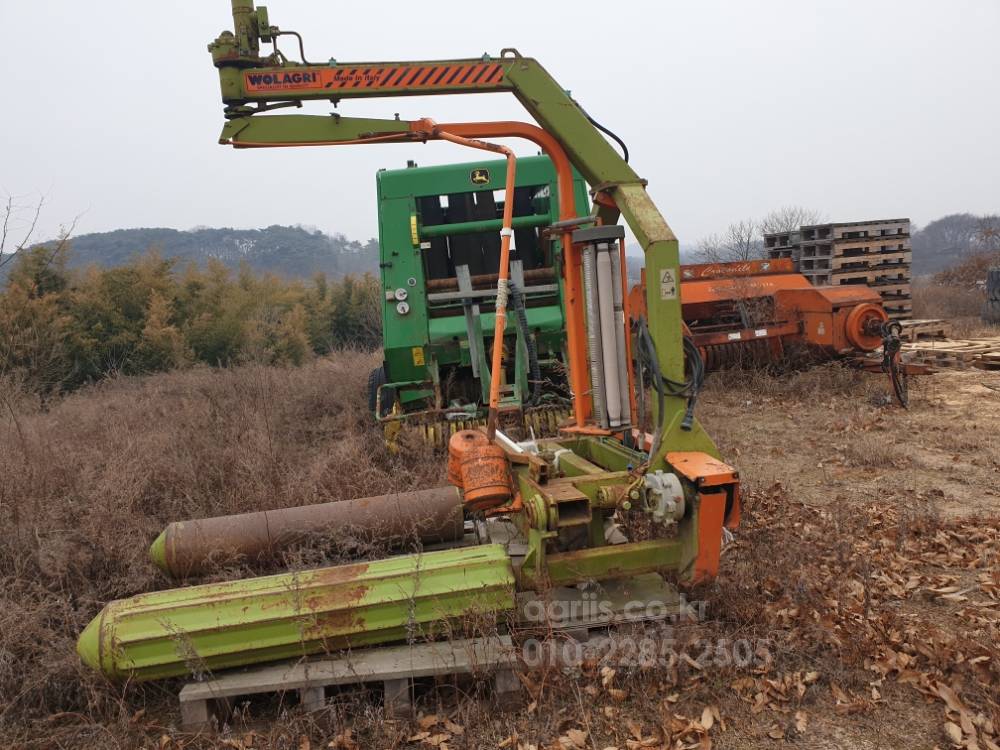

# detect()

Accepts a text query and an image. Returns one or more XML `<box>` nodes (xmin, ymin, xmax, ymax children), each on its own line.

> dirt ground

<box><xmin>1</xmin><ymin>351</ymin><xmax>997</xmax><ymax>750</ymax></box>
<box><xmin>700</xmin><ymin>365</ymin><xmax>1000</xmax><ymax>518</ymax></box>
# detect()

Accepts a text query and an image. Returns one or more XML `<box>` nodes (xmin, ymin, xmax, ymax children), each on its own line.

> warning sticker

<box><xmin>659</xmin><ymin>268</ymin><xmax>678</xmax><ymax>300</ymax></box>
<box><xmin>411</xmin><ymin>347</ymin><xmax>425</xmax><ymax>367</ymax></box>
<box><xmin>243</xmin><ymin>62</ymin><xmax>506</xmax><ymax>94</ymax></box>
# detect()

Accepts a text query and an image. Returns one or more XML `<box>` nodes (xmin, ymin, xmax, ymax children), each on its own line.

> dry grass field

<box><xmin>1</xmin><ymin>319</ymin><xmax>998</xmax><ymax>748</ymax></box>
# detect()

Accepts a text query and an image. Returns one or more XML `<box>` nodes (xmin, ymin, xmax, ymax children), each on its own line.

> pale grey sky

<box><xmin>1</xmin><ymin>0</ymin><xmax>997</xmax><ymax>247</ymax></box>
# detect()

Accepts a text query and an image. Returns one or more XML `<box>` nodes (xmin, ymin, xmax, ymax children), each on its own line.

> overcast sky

<box><xmin>1</xmin><ymin>0</ymin><xmax>997</xmax><ymax>249</ymax></box>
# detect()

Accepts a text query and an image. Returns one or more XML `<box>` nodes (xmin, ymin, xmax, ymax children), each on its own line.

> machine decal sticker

<box><xmin>659</xmin><ymin>268</ymin><xmax>678</xmax><ymax>300</ymax></box>
<box><xmin>470</xmin><ymin>168</ymin><xmax>490</xmax><ymax>185</ymax></box>
<box><xmin>244</xmin><ymin>63</ymin><xmax>506</xmax><ymax>93</ymax></box>
<box><xmin>411</xmin><ymin>347</ymin><xmax>425</xmax><ymax>366</ymax></box>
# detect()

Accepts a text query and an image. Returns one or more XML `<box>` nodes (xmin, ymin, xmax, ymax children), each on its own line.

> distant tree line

<box><xmin>7</xmin><ymin>224</ymin><xmax>381</xmax><ymax>281</ymax></box>
<box><xmin>0</xmin><ymin>240</ymin><xmax>382</xmax><ymax>394</ymax></box>
<box><xmin>695</xmin><ymin>206</ymin><xmax>825</xmax><ymax>263</ymax></box>
<box><xmin>911</xmin><ymin>213</ymin><xmax>1000</xmax><ymax>275</ymax></box>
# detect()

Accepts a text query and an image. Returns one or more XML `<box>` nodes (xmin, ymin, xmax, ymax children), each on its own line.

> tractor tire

<box><xmin>367</xmin><ymin>366</ymin><xmax>395</xmax><ymax>419</ymax></box>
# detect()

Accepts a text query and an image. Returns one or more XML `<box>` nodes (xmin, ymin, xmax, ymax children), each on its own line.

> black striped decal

<box><xmin>244</xmin><ymin>63</ymin><xmax>507</xmax><ymax>93</ymax></box>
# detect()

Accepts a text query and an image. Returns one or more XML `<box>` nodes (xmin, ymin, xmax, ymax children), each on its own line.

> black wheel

<box><xmin>367</xmin><ymin>366</ymin><xmax>395</xmax><ymax>418</ymax></box>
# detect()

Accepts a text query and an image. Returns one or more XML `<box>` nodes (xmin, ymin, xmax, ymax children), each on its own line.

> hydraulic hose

<box><xmin>433</xmin><ymin>128</ymin><xmax>516</xmax><ymax>441</ymax></box>
<box><xmin>635</xmin><ymin>316</ymin><xmax>705</xmax><ymax>463</ymax></box>
<box><xmin>509</xmin><ymin>281</ymin><xmax>542</xmax><ymax>405</ymax></box>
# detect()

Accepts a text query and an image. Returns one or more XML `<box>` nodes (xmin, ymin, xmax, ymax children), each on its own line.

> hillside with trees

<box><xmin>911</xmin><ymin>213</ymin><xmax>1000</xmax><ymax>275</ymax></box>
<box><xmin>0</xmin><ymin>240</ymin><xmax>382</xmax><ymax>394</ymax></box>
<box><xmin>2</xmin><ymin>225</ymin><xmax>379</xmax><ymax>283</ymax></box>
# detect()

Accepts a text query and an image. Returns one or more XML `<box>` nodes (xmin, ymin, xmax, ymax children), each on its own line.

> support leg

<box><xmin>299</xmin><ymin>685</ymin><xmax>325</xmax><ymax>712</ymax></box>
<box><xmin>494</xmin><ymin>668</ymin><xmax>522</xmax><ymax>703</ymax></box>
<box><xmin>384</xmin><ymin>678</ymin><xmax>413</xmax><ymax>719</ymax></box>
<box><xmin>180</xmin><ymin>698</ymin><xmax>212</xmax><ymax>732</ymax></box>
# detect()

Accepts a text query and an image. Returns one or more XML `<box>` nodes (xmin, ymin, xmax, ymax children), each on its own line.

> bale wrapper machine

<box><xmin>77</xmin><ymin>1</ymin><xmax>741</xmax><ymax>684</ymax></box>
<box><xmin>369</xmin><ymin>156</ymin><xmax>592</xmax><ymax>445</ymax></box>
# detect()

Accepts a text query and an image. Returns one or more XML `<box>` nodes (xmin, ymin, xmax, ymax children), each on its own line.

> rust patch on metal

<box><xmin>303</xmin><ymin>583</ymin><xmax>369</xmax><ymax>614</ymax></box>
<box><xmin>310</xmin><ymin>562</ymin><xmax>371</xmax><ymax>585</ymax></box>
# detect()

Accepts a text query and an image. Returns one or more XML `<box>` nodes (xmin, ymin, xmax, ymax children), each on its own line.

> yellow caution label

<box><xmin>411</xmin><ymin>346</ymin><xmax>425</xmax><ymax>366</ymax></box>
<box><xmin>410</xmin><ymin>215</ymin><xmax>419</xmax><ymax>246</ymax></box>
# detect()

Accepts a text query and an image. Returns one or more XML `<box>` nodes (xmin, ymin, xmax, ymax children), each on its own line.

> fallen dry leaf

<box><xmin>418</xmin><ymin>715</ymin><xmax>440</xmax><ymax>731</ymax></box>
<box><xmin>327</xmin><ymin>729</ymin><xmax>357</xmax><ymax>750</ymax></box>
<box><xmin>560</xmin><ymin>729</ymin><xmax>588</xmax><ymax>750</ymax></box>
<box><xmin>959</xmin><ymin>711</ymin><xmax>975</xmax><ymax>737</ymax></box>
<box><xmin>795</xmin><ymin>711</ymin><xmax>808</xmax><ymax>733</ymax></box>
<box><xmin>944</xmin><ymin>721</ymin><xmax>963</xmax><ymax>745</ymax></box>
<box><xmin>626</xmin><ymin>720</ymin><xmax>643</xmax><ymax>741</ymax></box>
<box><xmin>937</xmin><ymin>683</ymin><xmax>967</xmax><ymax>716</ymax></box>
<box><xmin>701</xmin><ymin>706</ymin><xmax>715</xmax><ymax>731</ymax></box>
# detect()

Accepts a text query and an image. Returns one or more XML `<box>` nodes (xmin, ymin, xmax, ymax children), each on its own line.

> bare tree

<box><xmin>0</xmin><ymin>193</ymin><xmax>45</xmax><ymax>272</ymax></box>
<box><xmin>696</xmin><ymin>219</ymin><xmax>763</xmax><ymax>263</ymax></box>
<box><xmin>974</xmin><ymin>214</ymin><xmax>1000</xmax><ymax>253</ymax></box>
<box><xmin>759</xmin><ymin>205</ymin><xmax>825</xmax><ymax>235</ymax></box>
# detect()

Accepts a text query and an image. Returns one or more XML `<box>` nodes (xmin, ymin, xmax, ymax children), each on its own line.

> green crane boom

<box><xmin>207</xmin><ymin>0</ymin><xmax>718</xmax><ymax>463</ymax></box>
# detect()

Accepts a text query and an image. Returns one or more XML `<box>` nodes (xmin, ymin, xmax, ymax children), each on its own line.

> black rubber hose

<box><xmin>509</xmin><ymin>282</ymin><xmax>542</xmax><ymax>405</ymax></box>
<box><xmin>637</xmin><ymin>318</ymin><xmax>667</xmax><ymax>460</ymax></box>
<box><xmin>572</xmin><ymin>99</ymin><xmax>630</xmax><ymax>164</ymax></box>
<box><xmin>636</xmin><ymin>317</ymin><xmax>703</xmax><ymax>436</ymax></box>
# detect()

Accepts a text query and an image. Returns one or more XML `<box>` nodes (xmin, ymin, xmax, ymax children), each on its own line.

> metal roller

<box><xmin>607</xmin><ymin>241</ymin><xmax>632</xmax><ymax>429</ymax></box>
<box><xmin>582</xmin><ymin>242</ymin><xmax>608</xmax><ymax>427</ymax></box>
<box><xmin>150</xmin><ymin>487</ymin><xmax>465</xmax><ymax>578</ymax></box>
<box><xmin>596</xmin><ymin>248</ymin><xmax>623</xmax><ymax>427</ymax></box>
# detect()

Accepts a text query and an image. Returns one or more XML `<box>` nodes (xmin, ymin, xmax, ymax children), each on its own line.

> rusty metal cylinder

<box><xmin>459</xmin><ymin>444</ymin><xmax>512</xmax><ymax>513</ymax></box>
<box><xmin>447</xmin><ymin>429</ymin><xmax>489</xmax><ymax>487</ymax></box>
<box><xmin>150</xmin><ymin>486</ymin><xmax>465</xmax><ymax>578</ymax></box>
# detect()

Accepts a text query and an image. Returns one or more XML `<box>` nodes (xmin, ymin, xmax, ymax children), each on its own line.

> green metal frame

<box><xmin>208</xmin><ymin>0</ymin><xmax>719</xmax><ymax>468</ymax></box>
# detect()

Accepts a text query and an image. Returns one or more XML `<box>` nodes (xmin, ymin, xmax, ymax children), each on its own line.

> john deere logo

<box><xmin>470</xmin><ymin>168</ymin><xmax>490</xmax><ymax>185</ymax></box>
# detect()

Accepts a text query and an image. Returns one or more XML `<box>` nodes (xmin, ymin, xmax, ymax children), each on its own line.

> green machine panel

<box><xmin>373</xmin><ymin>155</ymin><xmax>590</xmax><ymax>418</ymax></box>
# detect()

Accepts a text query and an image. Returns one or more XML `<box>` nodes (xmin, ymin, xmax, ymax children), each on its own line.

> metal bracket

<box><xmin>456</xmin><ymin>264</ymin><xmax>482</xmax><ymax>380</ymax></box>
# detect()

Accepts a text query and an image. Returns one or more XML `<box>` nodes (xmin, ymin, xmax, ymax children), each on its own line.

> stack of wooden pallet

<box><xmin>765</xmin><ymin>218</ymin><xmax>912</xmax><ymax>319</ymax></box>
<box><xmin>898</xmin><ymin>319</ymin><xmax>952</xmax><ymax>342</ymax></box>
<box><xmin>901</xmin><ymin>336</ymin><xmax>1000</xmax><ymax>370</ymax></box>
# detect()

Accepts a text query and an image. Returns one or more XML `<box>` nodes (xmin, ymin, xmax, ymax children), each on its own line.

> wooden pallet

<box><xmin>898</xmin><ymin>319</ymin><xmax>952</xmax><ymax>341</ymax></box>
<box><xmin>830</xmin><ymin>251</ymin><xmax>911</xmax><ymax>271</ymax></box>
<box><xmin>179</xmin><ymin>635</ymin><xmax>520</xmax><ymax>730</ymax></box>
<box><xmin>875</xmin><ymin>282</ymin><xmax>912</xmax><ymax>297</ymax></box>
<box><xmin>901</xmin><ymin>338</ymin><xmax>1000</xmax><ymax>369</ymax></box>
<box><xmin>978</xmin><ymin>351</ymin><xmax>1000</xmax><ymax>370</ymax></box>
